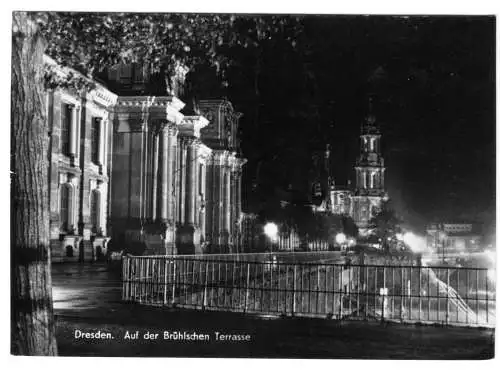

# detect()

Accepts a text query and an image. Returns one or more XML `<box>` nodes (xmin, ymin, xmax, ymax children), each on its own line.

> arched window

<box><xmin>90</xmin><ymin>189</ymin><xmax>101</xmax><ymax>233</ymax></box>
<box><xmin>60</xmin><ymin>184</ymin><xmax>71</xmax><ymax>232</ymax></box>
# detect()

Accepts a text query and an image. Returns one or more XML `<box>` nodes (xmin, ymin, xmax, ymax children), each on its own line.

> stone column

<box><xmin>223</xmin><ymin>165</ymin><xmax>231</xmax><ymax>250</ymax></box>
<box><xmin>68</xmin><ymin>104</ymin><xmax>77</xmax><ymax>157</ymax></box>
<box><xmin>204</xmin><ymin>161</ymin><xmax>213</xmax><ymax>245</ymax></box>
<box><xmin>103</xmin><ymin>118</ymin><xmax>110</xmax><ymax>175</ymax></box>
<box><xmin>199</xmin><ymin>163</ymin><xmax>206</xmax><ymax>240</ymax></box>
<box><xmin>159</xmin><ymin>128</ymin><xmax>169</xmax><ymax>221</ymax></box>
<box><xmin>98</xmin><ymin>118</ymin><xmax>106</xmax><ymax>167</ymax></box>
<box><xmin>151</xmin><ymin>132</ymin><xmax>159</xmax><ymax>220</ymax></box>
<box><xmin>179</xmin><ymin>139</ymin><xmax>188</xmax><ymax>223</ymax></box>
<box><xmin>185</xmin><ymin>138</ymin><xmax>197</xmax><ymax>225</ymax></box>
<box><xmin>236</xmin><ymin>169</ymin><xmax>242</xmax><ymax>222</ymax></box>
<box><xmin>167</xmin><ymin>127</ymin><xmax>177</xmax><ymax>223</ymax></box>
<box><xmin>68</xmin><ymin>174</ymin><xmax>78</xmax><ymax>230</ymax></box>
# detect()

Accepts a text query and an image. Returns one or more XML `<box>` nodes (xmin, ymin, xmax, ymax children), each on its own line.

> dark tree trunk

<box><xmin>11</xmin><ymin>12</ymin><xmax>58</xmax><ymax>356</ymax></box>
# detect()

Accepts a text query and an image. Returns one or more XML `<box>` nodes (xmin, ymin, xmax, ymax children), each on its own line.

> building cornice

<box><xmin>178</xmin><ymin>115</ymin><xmax>209</xmax><ymax>138</ymax></box>
<box><xmin>87</xmin><ymin>88</ymin><xmax>118</xmax><ymax>108</ymax></box>
<box><xmin>115</xmin><ymin>96</ymin><xmax>184</xmax><ymax>111</ymax></box>
<box><xmin>44</xmin><ymin>55</ymin><xmax>117</xmax><ymax>108</ymax></box>
<box><xmin>114</xmin><ymin>96</ymin><xmax>185</xmax><ymax>127</ymax></box>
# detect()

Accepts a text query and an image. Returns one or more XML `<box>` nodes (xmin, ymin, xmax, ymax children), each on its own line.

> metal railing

<box><xmin>122</xmin><ymin>256</ymin><xmax>495</xmax><ymax>327</ymax></box>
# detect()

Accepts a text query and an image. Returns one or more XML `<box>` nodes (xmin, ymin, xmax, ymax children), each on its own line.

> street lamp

<box><xmin>335</xmin><ymin>232</ymin><xmax>346</xmax><ymax>251</ymax></box>
<box><xmin>264</xmin><ymin>222</ymin><xmax>279</xmax><ymax>254</ymax></box>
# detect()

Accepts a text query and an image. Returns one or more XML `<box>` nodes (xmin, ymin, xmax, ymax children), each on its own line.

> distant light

<box><xmin>484</xmin><ymin>249</ymin><xmax>496</xmax><ymax>264</ymax></box>
<box><xmin>264</xmin><ymin>222</ymin><xmax>279</xmax><ymax>241</ymax></box>
<box><xmin>347</xmin><ymin>238</ymin><xmax>356</xmax><ymax>247</ymax></box>
<box><xmin>487</xmin><ymin>269</ymin><xmax>495</xmax><ymax>283</ymax></box>
<box><xmin>395</xmin><ymin>233</ymin><xmax>403</xmax><ymax>241</ymax></box>
<box><xmin>402</xmin><ymin>232</ymin><xmax>415</xmax><ymax>245</ymax></box>
<box><xmin>335</xmin><ymin>233</ymin><xmax>346</xmax><ymax>245</ymax></box>
<box><xmin>402</xmin><ymin>231</ymin><xmax>427</xmax><ymax>253</ymax></box>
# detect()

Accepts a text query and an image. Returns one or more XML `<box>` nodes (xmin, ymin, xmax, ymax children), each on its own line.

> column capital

<box><xmin>179</xmin><ymin>136</ymin><xmax>200</xmax><ymax>148</ymax></box>
<box><xmin>116</xmin><ymin>113</ymin><xmax>145</xmax><ymax>133</ymax></box>
<box><xmin>152</xmin><ymin>119</ymin><xmax>178</xmax><ymax>137</ymax></box>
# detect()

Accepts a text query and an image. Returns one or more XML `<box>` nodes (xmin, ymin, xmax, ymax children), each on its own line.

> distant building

<box><xmin>330</xmin><ymin>183</ymin><xmax>351</xmax><ymax>215</ymax></box>
<box><xmin>46</xmin><ymin>57</ymin><xmax>246</xmax><ymax>261</ymax></box>
<box><xmin>329</xmin><ymin>110</ymin><xmax>388</xmax><ymax>234</ymax></box>
<box><xmin>426</xmin><ymin>222</ymin><xmax>482</xmax><ymax>255</ymax></box>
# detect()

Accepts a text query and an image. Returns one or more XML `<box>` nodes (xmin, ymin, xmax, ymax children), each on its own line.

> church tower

<box><xmin>351</xmin><ymin>99</ymin><xmax>387</xmax><ymax>232</ymax></box>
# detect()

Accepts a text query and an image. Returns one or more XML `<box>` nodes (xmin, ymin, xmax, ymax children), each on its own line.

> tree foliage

<box><xmin>11</xmin><ymin>11</ymin><xmax>304</xmax><ymax>355</ymax></box>
<box><xmin>368</xmin><ymin>199</ymin><xmax>402</xmax><ymax>250</ymax></box>
<box><xmin>40</xmin><ymin>13</ymin><xmax>302</xmax><ymax>90</ymax></box>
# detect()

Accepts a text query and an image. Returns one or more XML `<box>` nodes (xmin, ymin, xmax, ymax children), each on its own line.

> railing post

<box><xmin>475</xmin><ymin>269</ymin><xmax>479</xmax><ymax>324</ymax></box>
<box><xmin>292</xmin><ymin>264</ymin><xmax>297</xmax><ymax>316</ymax></box>
<box><xmin>145</xmin><ymin>257</ymin><xmax>150</xmax><ymax>302</ymax></box>
<box><xmin>381</xmin><ymin>266</ymin><xmax>386</xmax><ymax>322</ymax></box>
<box><xmin>339</xmin><ymin>266</ymin><xmax>343</xmax><ymax>319</ymax></box>
<box><xmin>446</xmin><ymin>267</ymin><xmax>450</xmax><ymax>324</ymax></box>
<box><xmin>163</xmin><ymin>257</ymin><xmax>168</xmax><ymax>305</ymax></box>
<box><xmin>418</xmin><ymin>266</ymin><xmax>422</xmax><ymax>321</ymax></box>
<box><xmin>400</xmin><ymin>267</ymin><xmax>404</xmax><ymax>322</ymax></box>
<box><xmin>171</xmin><ymin>259</ymin><xmax>177</xmax><ymax>306</ymax></box>
<box><xmin>139</xmin><ymin>257</ymin><xmax>144</xmax><ymax>303</ymax></box>
<box><xmin>202</xmin><ymin>260</ymin><xmax>209</xmax><ymax>309</ymax></box>
<box><xmin>485</xmin><ymin>268</ymin><xmax>489</xmax><ymax>325</ymax></box>
<box><xmin>244</xmin><ymin>262</ymin><xmax>251</xmax><ymax>313</ymax></box>
<box><xmin>122</xmin><ymin>256</ymin><xmax>128</xmax><ymax>301</ymax></box>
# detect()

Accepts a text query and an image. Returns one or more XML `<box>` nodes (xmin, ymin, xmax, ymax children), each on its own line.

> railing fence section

<box><xmin>122</xmin><ymin>256</ymin><xmax>495</xmax><ymax>327</ymax></box>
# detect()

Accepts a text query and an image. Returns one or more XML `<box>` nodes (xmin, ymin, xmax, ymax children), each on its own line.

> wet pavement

<box><xmin>52</xmin><ymin>262</ymin><xmax>123</xmax><ymax>316</ymax></box>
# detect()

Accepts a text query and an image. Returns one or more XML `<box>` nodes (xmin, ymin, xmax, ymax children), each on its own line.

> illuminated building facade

<box><xmin>426</xmin><ymin>222</ymin><xmax>482</xmax><ymax>255</ymax></box>
<box><xmin>47</xmin><ymin>58</ymin><xmax>247</xmax><ymax>260</ymax></box>
<box><xmin>46</xmin><ymin>57</ymin><xmax>117</xmax><ymax>262</ymax></box>
<box><xmin>329</xmin><ymin>112</ymin><xmax>388</xmax><ymax>234</ymax></box>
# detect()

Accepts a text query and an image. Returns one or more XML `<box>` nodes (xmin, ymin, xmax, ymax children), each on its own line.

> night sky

<box><xmin>191</xmin><ymin>15</ymin><xmax>496</xmax><ymax>235</ymax></box>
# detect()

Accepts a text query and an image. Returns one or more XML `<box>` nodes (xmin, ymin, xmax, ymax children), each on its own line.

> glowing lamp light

<box><xmin>484</xmin><ymin>250</ymin><xmax>496</xmax><ymax>264</ymax></box>
<box><xmin>487</xmin><ymin>269</ymin><xmax>495</xmax><ymax>283</ymax></box>
<box><xmin>395</xmin><ymin>233</ymin><xmax>404</xmax><ymax>241</ymax></box>
<box><xmin>402</xmin><ymin>232</ymin><xmax>415</xmax><ymax>245</ymax></box>
<box><xmin>263</xmin><ymin>222</ymin><xmax>279</xmax><ymax>241</ymax></box>
<box><xmin>347</xmin><ymin>238</ymin><xmax>356</xmax><ymax>247</ymax></box>
<box><xmin>335</xmin><ymin>233</ymin><xmax>347</xmax><ymax>245</ymax></box>
<box><xmin>401</xmin><ymin>231</ymin><xmax>427</xmax><ymax>253</ymax></box>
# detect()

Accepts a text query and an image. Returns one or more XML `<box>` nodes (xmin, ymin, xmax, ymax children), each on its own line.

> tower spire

<box><xmin>363</xmin><ymin>96</ymin><xmax>379</xmax><ymax>134</ymax></box>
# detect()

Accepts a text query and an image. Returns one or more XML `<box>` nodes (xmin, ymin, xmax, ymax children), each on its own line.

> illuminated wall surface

<box><xmin>46</xmin><ymin>58</ymin><xmax>246</xmax><ymax>260</ymax></box>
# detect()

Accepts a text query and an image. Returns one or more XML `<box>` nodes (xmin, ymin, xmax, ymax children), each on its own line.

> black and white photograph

<box><xmin>9</xmin><ymin>6</ymin><xmax>496</xmax><ymax>360</ymax></box>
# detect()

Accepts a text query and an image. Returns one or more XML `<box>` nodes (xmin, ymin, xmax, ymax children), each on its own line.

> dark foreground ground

<box><xmin>52</xmin><ymin>263</ymin><xmax>495</xmax><ymax>359</ymax></box>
